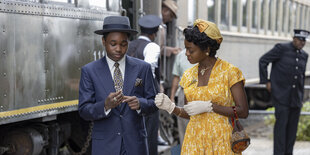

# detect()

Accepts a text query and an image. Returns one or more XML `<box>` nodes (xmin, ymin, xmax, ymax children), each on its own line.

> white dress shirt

<box><xmin>106</xmin><ymin>55</ymin><xmax>126</xmax><ymax>81</ymax></box>
<box><xmin>138</xmin><ymin>36</ymin><xmax>160</xmax><ymax>78</ymax></box>
<box><xmin>105</xmin><ymin>56</ymin><xmax>140</xmax><ymax>114</ymax></box>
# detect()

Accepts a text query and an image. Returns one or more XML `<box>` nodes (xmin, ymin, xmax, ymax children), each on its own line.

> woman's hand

<box><xmin>155</xmin><ymin>93</ymin><xmax>176</xmax><ymax>114</ymax></box>
<box><xmin>184</xmin><ymin>100</ymin><xmax>213</xmax><ymax>116</ymax></box>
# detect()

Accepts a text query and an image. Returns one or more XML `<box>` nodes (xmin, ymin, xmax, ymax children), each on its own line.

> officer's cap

<box><xmin>294</xmin><ymin>29</ymin><xmax>310</xmax><ymax>41</ymax></box>
<box><xmin>139</xmin><ymin>15</ymin><xmax>161</xmax><ymax>35</ymax></box>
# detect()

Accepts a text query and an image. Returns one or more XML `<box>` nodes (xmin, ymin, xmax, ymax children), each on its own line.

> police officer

<box><xmin>259</xmin><ymin>29</ymin><xmax>309</xmax><ymax>155</ymax></box>
<box><xmin>127</xmin><ymin>14</ymin><xmax>162</xmax><ymax>155</ymax></box>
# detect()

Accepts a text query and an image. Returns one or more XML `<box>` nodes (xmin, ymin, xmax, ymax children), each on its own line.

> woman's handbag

<box><xmin>230</xmin><ymin>106</ymin><xmax>250</xmax><ymax>153</ymax></box>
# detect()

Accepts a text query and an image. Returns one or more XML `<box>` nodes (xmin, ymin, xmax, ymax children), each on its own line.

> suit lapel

<box><xmin>123</xmin><ymin>56</ymin><xmax>138</xmax><ymax>96</ymax></box>
<box><xmin>98</xmin><ymin>57</ymin><xmax>116</xmax><ymax>95</ymax></box>
<box><xmin>121</xmin><ymin>56</ymin><xmax>138</xmax><ymax>111</ymax></box>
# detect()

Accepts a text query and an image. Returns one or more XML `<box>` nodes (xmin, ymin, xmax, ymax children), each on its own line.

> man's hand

<box><xmin>266</xmin><ymin>82</ymin><xmax>271</xmax><ymax>93</ymax></box>
<box><xmin>155</xmin><ymin>93</ymin><xmax>175</xmax><ymax>114</ymax></box>
<box><xmin>104</xmin><ymin>91</ymin><xmax>123</xmax><ymax>110</ymax></box>
<box><xmin>184</xmin><ymin>100</ymin><xmax>213</xmax><ymax>116</ymax></box>
<box><xmin>123</xmin><ymin>96</ymin><xmax>140</xmax><ymax>110</ymax></box>
<box><xmin>163</xmin><ymin>46</ymin><xmax>182</xmax><ymax>57</ymax></box>
<box><xmin>171</xmin><ymin>47</ymin><xmax>182</xmax><ymax>55</ymax></box>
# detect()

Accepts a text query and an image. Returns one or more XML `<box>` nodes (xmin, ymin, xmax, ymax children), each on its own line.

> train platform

<box><xmin>160</xmin><ymin>138</ymin><xmax>310</xmax><ymax>155</ymax></box>
<box><xmin>243</xmin><ymin>138</ymin><xmax>310</xmax><ymax>155</ymax></box>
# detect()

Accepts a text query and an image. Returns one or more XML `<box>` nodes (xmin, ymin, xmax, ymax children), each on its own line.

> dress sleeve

<box><xmin>228</xmin><ymin>66</ymin><xmax>245</xmax><ymax>88</ymax></box>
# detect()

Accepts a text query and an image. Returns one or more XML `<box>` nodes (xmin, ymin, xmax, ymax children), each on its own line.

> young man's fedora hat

<box><xmin>94</xmin><ymin>16</ymin><xmax>138</xmax><ymax>35</ymax></box>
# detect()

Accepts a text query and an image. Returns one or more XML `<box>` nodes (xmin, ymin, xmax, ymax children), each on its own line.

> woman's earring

<box><xmin>206</xmin><ymin>52</ymin><xmax>209</xmax><ymax>56</ymax></box>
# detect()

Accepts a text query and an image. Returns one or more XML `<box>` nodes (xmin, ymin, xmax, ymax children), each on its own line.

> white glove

<box><xmin>155</xmin><ymin>93</ymin><xmax>175</xmax><ymax>114</ymax></box>
<box><xmin>184</xmin><ymin>100</ymin><xmax>213</xmax><ymax>116</ymax></box>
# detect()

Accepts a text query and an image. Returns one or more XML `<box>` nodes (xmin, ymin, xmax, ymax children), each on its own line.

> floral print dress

<box><xmin>179</xmin><ymin>58</ymin><xmax>245</xmax><ymax>155</ymax></box>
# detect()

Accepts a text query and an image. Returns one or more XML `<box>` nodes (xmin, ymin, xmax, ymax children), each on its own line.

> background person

<box><xmin>78</xmin><ymin>16</ymin><xmax>158</xmax><ymax>155</ymax></box>
<box><xmin>127</xmin><ymin>14</ymin><xmax>162</xmax><ymax>155</ymax></box>
<box><xmin>155</xmin><ymin>19</ymin><xmax>249</xmax><ymax>154</ymax></box>
<box><xmin>259</xmin><ymin>29</ymin><xmax>309</xmax><ymax>155</ymax></box>
<box><xmin>160</xmin><ymin>0</ymin><xmax>182</xmax><ymax>95</ymax></box>
<box><xmin>169</xmin><ymin>49</ymin><xmax>195</xmax><ymax>145</ymax></box>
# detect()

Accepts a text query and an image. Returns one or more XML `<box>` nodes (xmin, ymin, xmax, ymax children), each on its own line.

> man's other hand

<box><xmin>123</xmin><ymin>96</ymin><xmax>140</xmax><ymax>110</ymax></box>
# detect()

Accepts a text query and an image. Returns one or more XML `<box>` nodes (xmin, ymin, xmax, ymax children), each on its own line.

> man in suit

<box><xmin>259</xmin><ymin>29</ymin><xmax>309</xmax><ymax>155</ymax></box>
<box><xmin>78</xmin><ymin>15</ymin><xmax>158</xmax><ymax>155</ymax></box>
<box><xmin>127</xmin><ymin>14</ymin><xmax>162</xmax><ymax>155</ymax></box>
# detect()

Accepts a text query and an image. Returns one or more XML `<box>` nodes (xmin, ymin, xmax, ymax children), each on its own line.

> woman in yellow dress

<box><xmin>155</xmin><ymin>19</ymin><xmax>249</xmax><ymax>154</ymax></box>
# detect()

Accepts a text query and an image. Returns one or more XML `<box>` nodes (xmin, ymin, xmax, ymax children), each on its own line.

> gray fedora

<box><xmin>94</xmin><ymin>16</ymin><xmax>138</xmax><ymax>35</ymax></box>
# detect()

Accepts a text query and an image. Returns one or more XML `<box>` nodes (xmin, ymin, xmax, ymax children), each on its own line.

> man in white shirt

<box><xmin>127</xmin><ymin>14</ymin><xmax>162</xmax><ymax>155</ymax></box>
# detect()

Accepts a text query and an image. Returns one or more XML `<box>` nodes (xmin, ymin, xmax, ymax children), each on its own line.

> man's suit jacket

<box><xmin>78</xmin><ymin>55</ymin><xmax>158</xmax><ymax>155</ymax></box>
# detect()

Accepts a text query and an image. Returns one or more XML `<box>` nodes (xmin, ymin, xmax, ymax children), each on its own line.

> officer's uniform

<box><xmin>259</xmin><ymin>29</ymin><xmax>309</xmax><ymax>155</ymax></box>
<box><xmin>127</xmin><ymin>15</ymin><xmax>162</xmax><ymax>155</ymax></box>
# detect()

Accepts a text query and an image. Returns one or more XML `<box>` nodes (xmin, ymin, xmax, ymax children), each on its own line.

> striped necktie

<box><xmin>113</xmin><ymin>62</ymin><xmax>123</xmax><ymax>92</ymax></box>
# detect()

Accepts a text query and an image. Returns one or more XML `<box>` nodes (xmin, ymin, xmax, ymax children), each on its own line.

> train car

<box><xmin>0</xmin><ymin>0</ymin><xmax>123</xmax><ymax>154</ymax></box>
<box><xmin>174</xmin><ymin>0</ymin><xmax>310</xmax><ymax>109</ymax></box>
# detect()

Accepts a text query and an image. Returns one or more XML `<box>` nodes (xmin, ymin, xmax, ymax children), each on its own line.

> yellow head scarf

<box><xmin>193</xmin><ymin>19</ymin><xmax>223</xmax><ymax>44</ymax></box>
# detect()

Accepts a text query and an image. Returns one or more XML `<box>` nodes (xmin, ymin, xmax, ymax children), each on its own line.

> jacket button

<box><xmin>296</xmin><ymin>66</ymin><xmax>298</xmax><ymax>70</ymax></box>
<box><xmin>117</xmin><ymin>132</ymin><xmax>121</xmax><ymax>135</ymax></box>
<box><xmin>292</xmin><ymin>85</ymin><xmax>296</xmax><ymax>88</ymax></box>
<box><xmin>294</xmin><ymin>76</ymin><xmax>298</xmax><ymax>79</ymax></box>
<box><xmin>296</xmin><ymin>58</ymin><xmax>299</xmax><ymax>61</ymax></box>
<box><xmin>120</xmin><ymin>115</ymin><xmax>123</xmax><ymax>118</ymax></box>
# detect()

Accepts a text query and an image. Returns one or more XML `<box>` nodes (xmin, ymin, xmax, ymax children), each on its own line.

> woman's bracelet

<box><xmin>176</xmin><ymin>108</ymin><xmax>182</xmax><ymax>117</ymax></box>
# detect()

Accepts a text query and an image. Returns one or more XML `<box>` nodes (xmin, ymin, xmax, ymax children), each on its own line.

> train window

<box><xmin>220</xmin><ymin>0</ymin><xmax>228</xmax><ymax>26</ymax></box>
<box><xmin>268</xmin><ymin>0</ymin><xmax>272</xmax><ymax>30</ymax></box>
<box><xmin>289</xmin><ymin>2</ymin><xmax>297</xmax><ymax>34</ymax></box>
<box><xmin>207</xmin><ymin>0</ymin><xmax>215</xmax><ymax>22</ymax></box>
<box><xmin>242</xmin><ymin>0</ymin><xmax>247</xmax><ymax>27</ymax></box>
<box><xmin>252</xmin><ymin>0</ymin><xmax>257</xmax><ymax>29</ymax></box>
<box><xmin>299</xmin><ymin>5</ymin><xmax>306</xmax><ymax>28</ymax></box>
<box><xmin>188</xmin><ymin>0</ymin><xmax>196</xmax><ymax>25</ymax></box>
<box><xmin>232</xmin><ymin>0</ymin><xmax>238</xmax><ymax>26</ymax></box>
<box><xmin>281</xmin><ymin>0</ymin><xmax>287</xmax><ymax>34</ymax></box>
<box><xmin>260</xmin><ymin>0</ymin><xmax>265</xmax><ymax>30</ymax></box>
<box><xmin>274</xmin><ymin>1</ymin><xmax>279</xmax><ymax>32</ymax></box>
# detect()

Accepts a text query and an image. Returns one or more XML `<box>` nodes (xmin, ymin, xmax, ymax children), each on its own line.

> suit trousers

<box><xmin>273</xmin><ymin>102</ymin><xmax>301</xmax><ymax>155</ymax></box>
<box><xmin>145</xmin><ymin>110</ymin><xmax>159</xmax><ymax>155</ymax></box>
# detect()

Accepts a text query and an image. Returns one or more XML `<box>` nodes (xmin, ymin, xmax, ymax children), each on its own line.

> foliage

<box><xmin>264</xmin><ymin>102</ymin><xmax>310</xmax><ymax>141</ymax></box>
